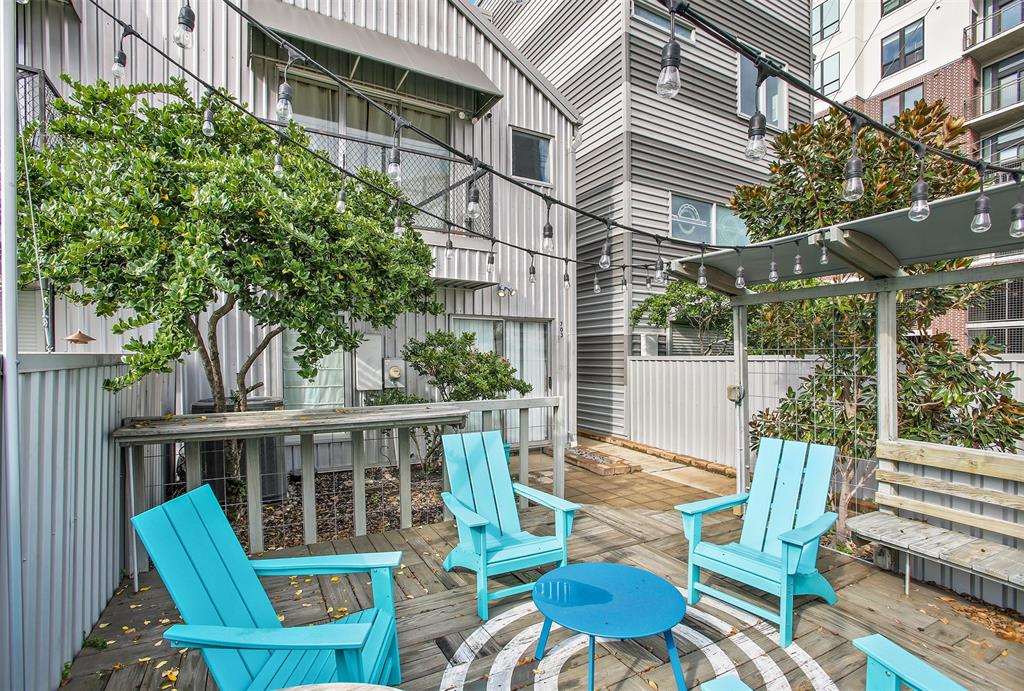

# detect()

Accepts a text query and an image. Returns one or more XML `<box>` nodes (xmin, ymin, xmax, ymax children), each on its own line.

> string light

<box><xmin>542</xmin><ymin>198</ymin><xmax>555</xmax><ymax>252</ymax></box>
<box><xmin>1011</xmin><ymin>175</ymin><xmax>1024</xmax><ymax>239</ymax></box>
<box><xmin>645</xmin><ymin>267</ymin><xmax>653</xmax><ymax>289</ymax></box>
<box><xmin>734</xmin><ymin>248</ymin><xmax>746</xmax><ymax>290</ymax></box>
<box><xmin>111</xmin><ymin>27</ymin><xmax>131</xmax><ymax>81</ymax></box>
<box><xmin>393</xmin><ymin>202</ymin><xmax>406</xmax><ymax>237</ymax></box>
<box><xmin>768</xmin><ymin>244</ymin><xmax>780</xmax><ymax>283</ymax></box>
<box><xmin>818</xmin><ymin>231</ymin><xmax>830</xmax><ymax>265</ymax></box>
<box><xmin>697</xmin><ymin>244</ymin><xmax>708</xmax><ymax>289</ymax></box>
<box><xmin>908</xmin><ymin>149</ymin><xmax>930</xmax><ymax>223</ymax></box>
<box><xmin>387</xmin><ymin>121</ymin><xmax>404</xmax><ymax>183</ymax></box>
<box><xmin>563</xmin><ymin>259</ymin><xmax>571</xmax><ymax>289</ymax></box>
<box><xmin>466</xmin><ymin>160</ymin><xmax>482</xmax><ymax>220</ymax></box>
<box><xmin>272</xmin><ymin>151</ymin><xmax>284</xmax><ymax>178</ymax></box>
<box><xmin>793</xmin><ymin>239</ymin><xmax>803</xmax><ymax>275</ymax></box>
<box><xmin>335</xmin><ymin>188</ymin><xmax>347</xmax><ymax>214</ymax></box>
<box><xmin>529</xmin><ymin>253</ymin><xmax>536</xmax><ymax>284</ymax></box>
<box><xmin>592</xmin><ymin>272</ymin><xmax>602</xmax><ymax>294</ymax></box>
<box><xmin>201</xmin><ymin>107</ymin><xmax>215</xmax><ymax>137</ymax></box>
<box><xmin>656</xmin><ymin>14</ymin><xmax>682</xmax><ymax>99</ymax></box>
<box><xmin>445</xmin><ymin>225</ymin><xmax>455</xmax><ymax>261</ymax></box>
<box><xmin>970</xmin><ymin>163</ymin><xmax>992</xmax><ymax>234</ymax></box>
<box><xmin>744</xmin><ymin>63</ymin><xmax>770</xmax><ymax>161</ymax></box>
<box><xmin>621</xmin><ymin>266</ymin><xmax>629</xmax><ymax>287</ymax></box>
<box><xmin>487</xmin><ymin>241</ymin><xmax>496</xmax><ymax>273</ymax></box>
<box><xmin>599</xmin><ymin>221</ymin><xmax>612</xmax><ymax>270</ymax></box>
<box><xmin>275</xmin><ymin>53</ymin><xmax>298</xmax><ymax>122</ymax></box>
<box><xmin>654</xmin><ymin>238</ymin><xmax>666</xmax><ymax>284</ymax></box>
<box><xmin>842</xmin><ymin>115</ymin><xmax>864</xmax><ymax>202</ymax></box>
<box><xmin>173</xmin><ymin>1</ymin><xmax>195</xmax><ymax>50</ymax></box>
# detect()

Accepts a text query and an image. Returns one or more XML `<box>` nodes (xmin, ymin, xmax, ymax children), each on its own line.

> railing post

<box><xmin>129</xmin><ymin>445</ymin><xmax>148</xmax><ymax>587</ymax></box>
<box><xmin>184</xmin><ymin>441</ymin><xmax>201</xmax><ymax>490</ymax></box>
<box><xmin>301</xmin><ymin>434</ymin><xmax>316</xmax><ymax>544</ymax></box>
<box><xmin>552</xmin><ymin>399</ymin><xmax>565</xmax><ymax>498</ymax></box>
<box><xmin>352</xmin><ymin>430</ymin><xmax>367</xmax><ymax>536</ymax></box>
<box><xmin>398</xmin><ymin>427</ymin><xmax>412</xmax><ymax>529</ymax></box>
<box><xmin>733</xmin><ymin>304</ymin><xmax>750</xmax><ymax>496</ymax></box>
<box><xmin>245</xmin><ymin>438</ymin><xmax>264</xmax><ymax>553</ymax></box>
<box><xmin>518</xmin><ymin>406</ymin><xmax>530</xmax><ymax>507</ymax></box>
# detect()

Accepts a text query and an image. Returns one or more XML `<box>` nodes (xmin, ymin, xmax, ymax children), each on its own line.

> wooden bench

<box><xmin>848</xmin><ymin>439</ymin><xmax>1024</xmax><ymax>594</ymax></box>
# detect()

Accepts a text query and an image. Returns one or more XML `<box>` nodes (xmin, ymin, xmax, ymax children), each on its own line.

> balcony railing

<box><xmin>965</xmin><ymin>74</ymin><xmax>1024</xmax><ymax>119</ymax></box>
<box><xmin>963</xmin><ymin>0</ymin><xmax>1024</xmax><ymax>49</ymax></box>
<box><xmin>16</xmin><ymin>65</ymin><xmax>60</xmax><ymax>147</ymax></box>
<box><xmin>266</xmin><ymin>121</ymin><xmax>494</xmax><ymax>237</ymax></box>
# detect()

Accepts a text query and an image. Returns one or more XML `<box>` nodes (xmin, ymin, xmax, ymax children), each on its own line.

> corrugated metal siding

<box><xmin>0</xmin><ymin>356</ymin><xmax>172</xmax><ymax>691</ymax></box>
<box><xmin>15</xmin><ymin>0</ymin><xmax>578</xmax><ymax>434</ymax></box>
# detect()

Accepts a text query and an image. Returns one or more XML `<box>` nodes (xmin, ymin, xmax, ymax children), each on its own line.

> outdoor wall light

<box><xmin>496</xmin><ymin>283</ymin><xmax>517</xmax><ymax>298</ymax></box>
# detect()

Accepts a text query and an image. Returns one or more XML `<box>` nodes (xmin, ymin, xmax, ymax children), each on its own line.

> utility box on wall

<box><xmin>355</xmin><ymin>334</ymin><xmax>383</xmax><ymax>391</ymax></box>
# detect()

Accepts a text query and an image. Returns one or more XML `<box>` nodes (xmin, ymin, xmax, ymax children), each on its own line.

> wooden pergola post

<box><xmin>875</xmin><ymin>290</ymin><xmax>898</xmax><ymax>507</ymax></box>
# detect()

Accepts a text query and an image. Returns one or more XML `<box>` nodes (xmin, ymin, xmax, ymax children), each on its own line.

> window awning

<box><xmin>670</xmin><ymin>183</ymin><xmax>1024</xmax><ymax>295</ymax></box>
<box><xmin>248</xmin><ymin>0</ymin><xmax>502</xmax><ymax>116</ymax></box>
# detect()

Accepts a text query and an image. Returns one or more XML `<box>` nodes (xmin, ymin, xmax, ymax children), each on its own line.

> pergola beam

<box><xmin>809</xmin><ymin>226</ymin><xmax>903</xmax><ymax>279</ymax></box>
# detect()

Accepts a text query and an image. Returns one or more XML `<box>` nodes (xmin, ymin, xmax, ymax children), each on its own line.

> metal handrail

<box><xmin>963</xmin><ymin>0</ymin><xmax>1024</xmax><ymax>49</ymax></box>
<box><xmin>965</xmin><ymin>73</ymin><xmax>1024</xmax><ymax>118</ymax></box>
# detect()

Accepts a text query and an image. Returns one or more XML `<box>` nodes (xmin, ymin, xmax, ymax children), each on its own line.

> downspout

<box><xmin>1</xmin><ymin>0</ymin><xmax>25</xmax><ymax>686</ymax></box>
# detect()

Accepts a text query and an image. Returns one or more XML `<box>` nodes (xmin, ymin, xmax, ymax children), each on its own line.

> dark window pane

<box><xmin>512</xmin><ymin>130</ymin><xmax>550</xmax><ymax>183</ymax></box>
<box><xmin>739</xmin><ymin>55</ymin><xmax>758</xmax><ymax>116</ymax></box>
<box><xmin>881</xmin><ymin>33</ymin><xmax>901</xmax><ymax>75</ymax></box>
<box><xmin>881</xmin><ymin>95</ymin><xmax>900</xmax><ymax>123</ymax></box>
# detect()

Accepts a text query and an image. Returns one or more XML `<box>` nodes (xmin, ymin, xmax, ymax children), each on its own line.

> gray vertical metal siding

<box><xmin>0</xmin><ymin>356</ymin><xmax>171</xmax><ymax>691</ymax></box>
<box><xmin>16</xmin><ymin>0</ymin><xmax>578</xmax><ymax>432</ymax></box>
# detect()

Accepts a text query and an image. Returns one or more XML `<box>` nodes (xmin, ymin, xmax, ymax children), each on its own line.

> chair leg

<box><xmin>802</xmin><ymin>570</ymin><xmax>838</xmax><ymax>605</ymax></box>
<box><xmin>443</xmin><ymin>552</ymin><xmax>454</xmax><ymax>572</ymax></box>
<box><xmin>476</xmin><ymin>564</ymin><xmax>490</xmax><ymax>620</ymax></box>
<box><xmin>387</xmin><ymin>626</ymin><xmax>402</xmax><ymax>685</ymax></box>
<box><xmin>779</xmin><ymin>574</ymin><xmax>794</xmax><ymax>647</ymax></box>
<box><xmin>686</xmin><ymin>560</ymin><xmax>701</xmax><ymax>605</ymax></box>
<box><xmin>864</xmin><ymin>659</ymin><xmax>900</xmax><ymax>691</ymax></box>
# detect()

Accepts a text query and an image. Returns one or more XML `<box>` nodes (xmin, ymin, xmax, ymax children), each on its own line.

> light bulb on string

<box><xmin>970</xmin><ymin>163</ymin><xmax>992</xmax><ymax>234</ymax></box>
<box><xmin>645</xmin><ymin>267</ymin><xmax>653</xmax><ymax>289</ymax></box>
<box><xmin>598</xmin><ymin>221</ymin><xmax>612</xmax><ymax>270</ymax></box>
<box><xmin>593</xmin><ymin>273</ymin><xmax>602</xmax><ymax>295</ymax></box>
<box><xmin>563</xmin><ymin>259</ymin><xmax>571</xmax><ymax>289</ymax></box>
<box><xmin>768</xmin><ymin>244</ymin><xmax>780</xmax><ymax>283</ymax></box>
<box><xmin>818</xmin><ymin>232</ymin><xmax>829</xmax><ymax>265</ymax></box>
<box><xmin>466</xmin><ymin>161</ymin><xmax>482</xmax><ymax>219</ymax></box>
<box><xmin>387</xmin><ymin>121</ymin><xmax>404</xmax><ymax>182</ymax></box>
<box><xmin>734</xmin><ymin>248</ymin><xmax>745</xmax><ymax>290</ymax></box>
<box><xmin>173</xmin><ymin>1</ymin><xmax>196</xmax><ymax>50</ymax></box>
<box><xmin>621</xmin><ymin>266</ymin><xmax>629</xmax><ymax>287</ymax></box>
<box><xmin>445</xmin><ymin>225</ymin><xmax>455</xmax><ymax>261</ymax></box>
<box><xmin>542</xmin><ymin>199</ymin><xmax>555</xmax><ymax>252</ymax></box>
<box><xmin>335</xmin><ymin>186</ymin><xmax>347</xmax><ymax>214</ymax></box>
<box><xmin>696</xmin><ymin>244</ymin><xmax>708</xmax><ymax>289</ymax></box>
<box><xmin>793</xmin><ymin>239</ymin><xmax>803</xmax><ymax>275</ymax></box>
<box><xmin>529</xmin><ymin>254</ymin><xmax>537</xmax><ymax>284</ymax></box>
<box><xmin>842</xmin><ymin>115</ymin><xmax>864</xmax><ymax>202</ymax></box>
<box><xmin>744</xmin><ymin>63</ymin><xmax>771</xmax><ymax>161</ymax></box>
<box><xmin>276</xmin><ymin>83</ymin><xmax>293</xmax><ymax>122</ymax></box>
<box><xmin>1011</xmin><ymin>176</ymin><xmax>1024</xmax><ymax>239</ymax></box>
<box><xmin>656</xmin><ymin>15</ymin><xmax>682</xmax><ymax>99</ymax></box>
<box><xmin>111</xmin><ymin>30</ymin><xmax>128</xmax><ymax>81</ymax></box>
<box><xmin>653</xmin><ymin>238</ymin><xmax>665</xmax><ymax>284</ymax></box>
<box><xmin>908</xmin><ymin>145</ymin><xmax>930</xmax><ymax>222</ymax></box>
<box><xmin>272</xmin><ymin>152</ymin><xmax>285</xmax><ymax>178</ymax></box>
<box><xmin>487</xmin><ymin>242</ymin><xmax>496</xmax><ymax>273</ymax></box>
<box><xmin>201</xmin><ymin>107</ymin><xmax>215</xmax><ymax>137</ymax></box>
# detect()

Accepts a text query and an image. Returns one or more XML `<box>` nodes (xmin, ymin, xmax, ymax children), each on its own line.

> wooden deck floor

<box><xmin>66</xmin><ymin>454</ymin><xmax>1019</xmax><ymax>690</ymax></box>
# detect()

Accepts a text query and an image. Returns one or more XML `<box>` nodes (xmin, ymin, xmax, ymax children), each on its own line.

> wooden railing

<box><xmin>114</xmin><ymin>397</ymin><xmax>566</xmax><ymax>585</ymax></box>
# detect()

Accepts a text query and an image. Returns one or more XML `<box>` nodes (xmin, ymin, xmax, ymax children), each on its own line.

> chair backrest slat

<box><xmin>132</xmin><ymin>485</ymin><xmax>280</xmax><ymax>691</ymax></box>
<box><xmin>741</xmin><ymin>438</ymin><xmax>836</xmax><ymax>559</ymax></box>
<box><xmin>442</xmin><ymin>431</ymin><xmax>521</xmax><ymax>538</ymax></box>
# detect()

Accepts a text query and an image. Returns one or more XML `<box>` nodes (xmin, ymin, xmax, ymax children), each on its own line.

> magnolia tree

<box><xmin>633</xmin><ymin>101</ymin><xmax>1024</xmax><ymax>543</ymax></box>
<box><xmin>17</xmin><ymin>78</ymin><xmax>442</xmax><ymax>414</ymax></box>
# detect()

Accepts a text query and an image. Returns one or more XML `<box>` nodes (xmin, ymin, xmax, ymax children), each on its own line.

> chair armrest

<box><xmin>250</xmin><ymin>551</ymin><xmax>402</xmax><ymax>577</ymax></box>
<box><xmin>675</xmin><ymin>493</ymin><xmax>749</xmax><ymax>517</ymax></box>
<box><xmin>441</xmin><ymin>492</ymin><xmax>489</xmax><ymax>528</ymax></box>
<box><xmin>852</xmin><ymin>634</ymin><xmax>967</xmax><ymax>691</ymax></box>
<box><xmin>512</xmin><ymin>483</ymin><xmax>582</xmax><ymax>513</ymax></box>
<box><xmin>164</xmin><ymin>623</ymin><xmax>372</xmax><ymax>651</ymax></box>
<box><xmin>779</xmin><ymin>512</ymin><xmax>837</xmax><ymax>547</ymax></box>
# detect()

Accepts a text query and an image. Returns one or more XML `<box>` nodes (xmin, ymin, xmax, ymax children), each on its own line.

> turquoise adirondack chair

<box><xmin>853</xmin><ymin>634</ymin><xmax>967</xmax><ymax>691</ymax></box>
<box><xmin>441</xmin><ymin>430</ymin><xmax>582</xmax><ymax>620</ymax></box>
<box><xmin>131</xmin><ymin>485</ymin><xmax>402</xmax><ymax>691</ymax></box>
<box><xmin>676</xmin><ymin>437</ymin><xmax>838</xmax><ymax>646</ymax></box>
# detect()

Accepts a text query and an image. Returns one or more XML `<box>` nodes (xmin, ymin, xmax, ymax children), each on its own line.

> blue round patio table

<box><xmin>533</xmin><ymin>562</ymin><xmax>687</xmax><ymax>691</ymax></box>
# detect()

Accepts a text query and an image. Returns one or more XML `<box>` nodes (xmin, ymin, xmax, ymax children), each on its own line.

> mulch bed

<box><xmin>233</xmin><ymin>465</ymin><xmax>445</xmax><ymax>552</ymax></box>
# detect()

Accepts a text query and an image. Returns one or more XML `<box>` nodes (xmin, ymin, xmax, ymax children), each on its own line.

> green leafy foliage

<box><xmin>630</xmin><ymin>281</ymin><xmax>732</xmax><ymax>354</ymax></box>
<box><xmin>17</xmin><ymin>77</ymin><xmax>442</xmax><ymax>411</ymax></box>
<box><xmin>401</xmin><ymin>331</ymin><xmax>532</xmax><ymax>402</ymax></box>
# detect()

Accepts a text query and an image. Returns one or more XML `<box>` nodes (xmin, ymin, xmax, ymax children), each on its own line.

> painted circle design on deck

<box><xmin>438</xmin><ymin>593</ymin><xmax>838</xmax><ymax>691</ymax></box>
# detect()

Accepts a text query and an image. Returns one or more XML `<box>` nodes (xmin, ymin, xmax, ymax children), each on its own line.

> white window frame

<box><xmin>668</xmin><ymin>193</ymin><xmax>748</xmax><ymax>245</ymax></box>
<box><xmin>810</xmin><ymin>0</ymin><xmax>840</xmax><ymax>43</ymax></box>
<box><xmin>815</xmin><ymin>53</ymin><xmax>841</xmax><ymax>96</ymax></box>
<box><xmin>736</xmin><ymin>54</ymin><xmax>789</xmax><ymax>132</ymax></box>
<box><xmin>631</xmin><ymin>1</ymin><xmax>697</xmax><ymax>44</ymax></box>
<box><xmin>510</xmin><ymin>126</ymin><xmax>554</xmax><ymax>187</ymax></box>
